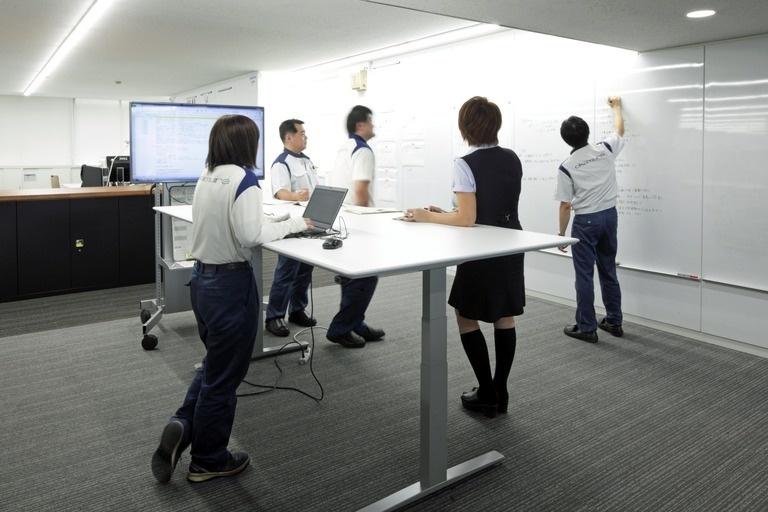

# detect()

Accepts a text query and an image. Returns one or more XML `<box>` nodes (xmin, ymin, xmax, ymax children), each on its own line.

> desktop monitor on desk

<box><xmin>106</xmin><ymin>155</ymin><xmax>131</xmax><ymax>183</ymax></box>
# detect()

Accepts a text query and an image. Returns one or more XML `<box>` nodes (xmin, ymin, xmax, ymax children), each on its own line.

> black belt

<box><xmin>194</xmin><ymin>261</ymin><xmax>251</xmax><ymax>273</ymax></box>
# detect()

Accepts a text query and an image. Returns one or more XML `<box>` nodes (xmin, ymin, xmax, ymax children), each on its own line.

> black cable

<box><xmin>335</xmin><ymin>216</ymin><xmax>349</xmax><ymax>239</ymax></box>
<box><xmin>168</xmin><ymin>183</ymin><xmax>194</xmax><ymax>204</ymax></box>
<box><xmin>238</xmin><ymin>276</ymin><xmax>325</xmax><ymax>402</ymax></box>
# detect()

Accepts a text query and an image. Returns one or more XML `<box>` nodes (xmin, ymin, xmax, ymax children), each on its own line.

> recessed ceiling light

<box><xmin>686</xmin><ymin>9</ymin><xmax>716</xmax><ymax>18</ymax></box>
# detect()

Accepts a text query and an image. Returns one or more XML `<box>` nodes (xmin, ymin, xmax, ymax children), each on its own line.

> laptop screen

<box><xmin>303</xmin><ymin>185</ymin><xmax>348</xmax><ymax>230</ymax></box>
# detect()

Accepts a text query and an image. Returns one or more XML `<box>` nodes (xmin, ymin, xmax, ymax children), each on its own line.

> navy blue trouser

<box><xmin>265</xmin><ymin>255</ymin><xmax>313</xmax><ymax>321</ymax></box>
<box><xmin>571</xmin><ymin>207</ymin><xmax>623</xmax><ymax>332</ymax></box>
<box><xmin>327</xmin><ymin>276</ymin><xmax>378</xmax><ymax>337</ymax></box>
<box><xmin>173</xmin><ymin>262</ymin><xmax>258</xmax><ymax>468</ymax></box>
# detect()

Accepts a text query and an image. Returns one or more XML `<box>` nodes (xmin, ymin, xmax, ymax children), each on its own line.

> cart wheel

<box><xmin>140</xmin><ymin>309</ymin><xmax>152</xmax><ymax>324</ymax></box>
<box><xmin>141</xmin><ymin>334</ymin><xmax>158</xmax><ymax>351</ymax></box>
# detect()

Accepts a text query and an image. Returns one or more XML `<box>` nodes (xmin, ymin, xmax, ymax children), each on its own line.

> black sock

<box><xmin>460</xmin><ymin>329</ymin><xmax>495</xmax><ymax>400</ymax></box>
<box><xmin>493</xmin><ymin>328</ymin><xmax>517</xmax><ymax>398</ymax></box>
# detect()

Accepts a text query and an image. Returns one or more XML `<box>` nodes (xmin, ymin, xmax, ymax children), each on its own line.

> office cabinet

<box><xmin>1</xmin><ymin>186</ymin><xmax>154</xmax><ymax>301</ymax></box>
<box><xmin>0</xmin><ymin>202</ymin><xmax>17</xmax><ymax>299</ymax></box>
<box><xmin>118</xmin><ymin>195</ymin><xmax>154</xmax><ymax>286</ymax></box>
<box><xmin>70</xmin><ymin>197</ymin><xmax>119</xmax><ymax>289</ymax></box>
<box><xmin>17</xmin><ymin>200</ymin><xmax>70</xmax><ymax>295</ymax></box>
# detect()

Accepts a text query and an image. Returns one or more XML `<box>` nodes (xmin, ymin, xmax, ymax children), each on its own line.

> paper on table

<box><xmin>263</xmin><ymin>198</ymin><xmax>298</xmax><ymax>205</ymax></box>
<box><xmin>343</xmin><ymin>205</ymin><xmax>401</xmax><ymax>214</ymax></box>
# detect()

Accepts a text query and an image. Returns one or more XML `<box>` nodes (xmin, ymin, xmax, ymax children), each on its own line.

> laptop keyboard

<box><xmin>284</xmin><ymin>228</ymin><xmax>329</xmax><ymax>239</ymax></box>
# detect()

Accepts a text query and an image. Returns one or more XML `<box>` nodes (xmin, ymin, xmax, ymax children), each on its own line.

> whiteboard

<box><xmin>702</xmin><ymin>36</ymin><xmax>768</xmax><ymax>292</ymax></box>
<box><xmin>595</xmin><ymin>46</ymin><xmax>704</xmax><ymax>276</ymax></box>
<box><xmin>513</xmin><ymin>31</ymin><xmax>599</xmax><ymax>235</ymax></box>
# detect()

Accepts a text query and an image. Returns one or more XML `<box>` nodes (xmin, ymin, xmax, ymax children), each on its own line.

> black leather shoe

<box><xmin>326</xmin><ymin>331</ymin><xmax>366</xmax><ymax>348</ymax></box>
<box><xmin>187</xmin><ymin>451</ymin><xmax>250</xmax><ymax>483</ymax></box>
<box><xmin>288</xmin><ymin>310</ymin><xmax>317</xmax><ymax>327</ymax></box>
<box><xmin>151</xmin><ymin>419</ymin><xmax>186</xmax><ymax>483</ymax></box>
<box><xmin>598</xmin><ymin>318</ymin><xmax>624</xmax><ymax>337</ymax></box>
<box><xmin>265</xmin><ymin>318</ymin><xmax>290</xmax><ymax>337</ymax></box>
<box><xmin>354</xmin><ymin>324</ymin><xmax>385</xmax><ymax>341</ymax></box>
<box><xmin>460</xmin><ymin>388</ymin><xmax>498</xmax><ymax>418</ymax></box>
<box><xmin>564</xmin><ymin>325</ymin><xmax>598</xmax><ymax>343</ymax></box>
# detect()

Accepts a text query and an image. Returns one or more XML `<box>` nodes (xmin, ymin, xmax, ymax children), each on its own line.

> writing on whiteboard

<box><xmin>617</xmin><ymin>187</ymin><xmax>664</xmax><ymax>216</ymax></box>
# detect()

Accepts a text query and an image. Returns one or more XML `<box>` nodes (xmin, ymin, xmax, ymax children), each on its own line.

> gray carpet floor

<box><xmin>0</xmin><ymin>251</ymin><xmax>335</xmax><ymax>338</ymax></box>
<box><xmin>1</xmin><ymin>273</ymin><xmax>767</xmax><ymax>511</ymax></box>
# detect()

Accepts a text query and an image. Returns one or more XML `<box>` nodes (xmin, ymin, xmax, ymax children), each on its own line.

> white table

<box><xmin>153</xmin><ymin>204</ymin><xmax>313</xmax><ymax>359</ymax></box>
<box><xmin>155</xmin><ymin>204</ymin><xmax>577</xmax><ymax>511</ymax></box>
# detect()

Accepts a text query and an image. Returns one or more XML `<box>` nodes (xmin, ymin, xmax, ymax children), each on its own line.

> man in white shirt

<box><xmin>331</xmin><ymin>105</ymin><xmax>375</xmax><ymax>206</ymax></box>
<box><xmin>325</xmin><ymin>105</ymin><xmax>384</xmax><ymax>348</ymax></box>
<box><xmin>556</xmin><ymin>96</ymin><xmax>625</xmax><ymax>343</ymax></box>
<box><xmin>265</xmin><ymin>119</ymin><xmax>319</xmax><ymax>337</ymax></box>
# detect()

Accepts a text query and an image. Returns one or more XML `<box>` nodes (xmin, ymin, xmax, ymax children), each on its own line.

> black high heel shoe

<box><xmin>460</xmin><ymin>388</ymin><xmax>498</xmax><ymax>418</ymax></box>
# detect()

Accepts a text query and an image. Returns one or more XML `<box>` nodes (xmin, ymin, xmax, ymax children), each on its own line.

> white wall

<box><xmin>172</xmin><ymin>72</ymin><xmax>260</xmax><ymax>107</ymax></box>
<box><xmin>257</xmin><ymin>29</ymin><xmax>768</xmax><ymax>353</ymax></box>
<box><xmin>0</xmin><ymin>95</ymin><xmax>131</xmax><ymax>188</ymax></box>
<box><xmin>0</xmin><ymin>93</ymin><xmax>170</xmax><ymax>189</ymax></box>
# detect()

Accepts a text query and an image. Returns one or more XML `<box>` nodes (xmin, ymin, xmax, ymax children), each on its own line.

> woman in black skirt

<box><xmin>405</xmin><ymin>96</ymin><xmax>523</xmax><ymax>418</ymax></box>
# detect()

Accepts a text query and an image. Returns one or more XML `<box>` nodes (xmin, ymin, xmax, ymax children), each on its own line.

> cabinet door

<box><xmin>0</xmin><ymin>202</ymin><xmax>17</xmax><ymax>299</ymax></box>
<box><xmin>70</xmin><ymin>197</ymin><xmax>119</xmax><ymax>289</ymax></box>
<box><xmin>118</xmin><ymin>195</ymin><xmax>154</xmax><ymax>286</ymax></box>
<box><xmin>17</xmin><ymin>200</ymin><xmax>70</xmax><ymax>295</ymax></box>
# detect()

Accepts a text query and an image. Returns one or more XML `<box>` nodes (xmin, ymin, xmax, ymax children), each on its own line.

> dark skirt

<box><xmin>448</xmin><ymin>253</ymin><xmax>525</xmax><ymax>323</ymax></box>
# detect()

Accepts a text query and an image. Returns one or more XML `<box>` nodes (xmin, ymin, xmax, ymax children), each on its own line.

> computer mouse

<box><xmin>322</xmin><ymin>237</ymin><xmax>343</xmax><ymax>250</ymax></box>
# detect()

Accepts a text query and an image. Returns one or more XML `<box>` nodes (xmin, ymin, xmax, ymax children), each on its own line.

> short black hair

<box><xmin>560</xmin><ymin>116</ymin><xmax>590</xmax><ymax>148</ymax></box>
<box><xmin>346</xmin><ymin>105</ymin><xmax>372</xmax><ymax>134</ymax></box>
<box><xmin>206</xmin><ymin>115</ymin><xmax>259</xmax><ymax>171</ymax></box>
<box><xmin>279</xmin><ymin>119</ymin><xmax>304</xmax><ymax>142</ymax></box>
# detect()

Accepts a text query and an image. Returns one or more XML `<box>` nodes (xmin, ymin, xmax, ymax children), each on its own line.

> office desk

<box><xmin>0</xmin><ymin>185</ymin><xmax>153</xmax><ymax>202</ymax></box>
<box><xmin>155</xmin><ymin>204</ymin><xmax>577</xmax><ymax>511</ymax></box>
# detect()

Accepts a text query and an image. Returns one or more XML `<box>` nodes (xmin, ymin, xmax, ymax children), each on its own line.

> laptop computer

<box><xmin>287</xmin><ymin>185</ymin><xmax>348</xmax><ymax>237</ymax></box>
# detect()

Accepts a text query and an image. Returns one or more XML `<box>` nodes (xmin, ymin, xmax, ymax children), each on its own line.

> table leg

<box><xmin>420</xmin><ymin>267</ymin><xmax>448</xmax><ymax>485</ymax></box>
<box><xmin>250</xmin><ymin>245</ymin><xmax>307</xmax><ymax>360</ymax></box>
<box><xmin>358</xmin><ymin>267</ymin><xmax>503</xmax><ymax>512</ymax></box>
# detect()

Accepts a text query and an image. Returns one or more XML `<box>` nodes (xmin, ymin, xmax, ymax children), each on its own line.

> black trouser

<box><xmin>173</xmin><ymin>262</ymin><xmax>258</xmax><ymax>468</ymax></box>
<box><xmin>571</xmin><ymin>207</ymin><xmax>623</xmax><ymax>331</ymax></box>
<box><xmin>327</xmin><ymin>276</ymin><xmax>378</xmax><ymax>337</ymax></box>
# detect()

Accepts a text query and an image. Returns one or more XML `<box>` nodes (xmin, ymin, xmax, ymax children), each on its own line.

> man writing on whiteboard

<box><xmin>556</xmin><ymin>97</ymin><xmax>625</xmax><ymax>343</ymax></box>
<box><xmin>324</xmin><ymin>105</ymin><xmax>384</xmax><ymax>348</ymax></box>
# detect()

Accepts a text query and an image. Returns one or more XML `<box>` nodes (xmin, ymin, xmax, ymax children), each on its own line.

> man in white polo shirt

<box><xmin>324</xmin><ymin>105</ymin><xmax>384</xmax><ymax>348</ymax></box>
<box><xmin>265</xmin><ymin>119</ymin><xmax>319</xmax><ymax>337</ymax></box>
<box><xmin>556</xmin><ymin>96</ymin><xmax>625</xmax><ymax>343</ymax></box>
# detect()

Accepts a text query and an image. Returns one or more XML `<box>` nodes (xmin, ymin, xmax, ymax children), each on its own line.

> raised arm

<box><xmin>609</xmin><ymin>96</ymin><xmax>624</xmax><ymax>137</ymax></box>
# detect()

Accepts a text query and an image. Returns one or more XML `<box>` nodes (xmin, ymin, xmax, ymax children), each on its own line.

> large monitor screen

<box><xmin>130</xmin><ymin>102</ymin><xmax>265</xmax><ymax>183</ymax></box>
